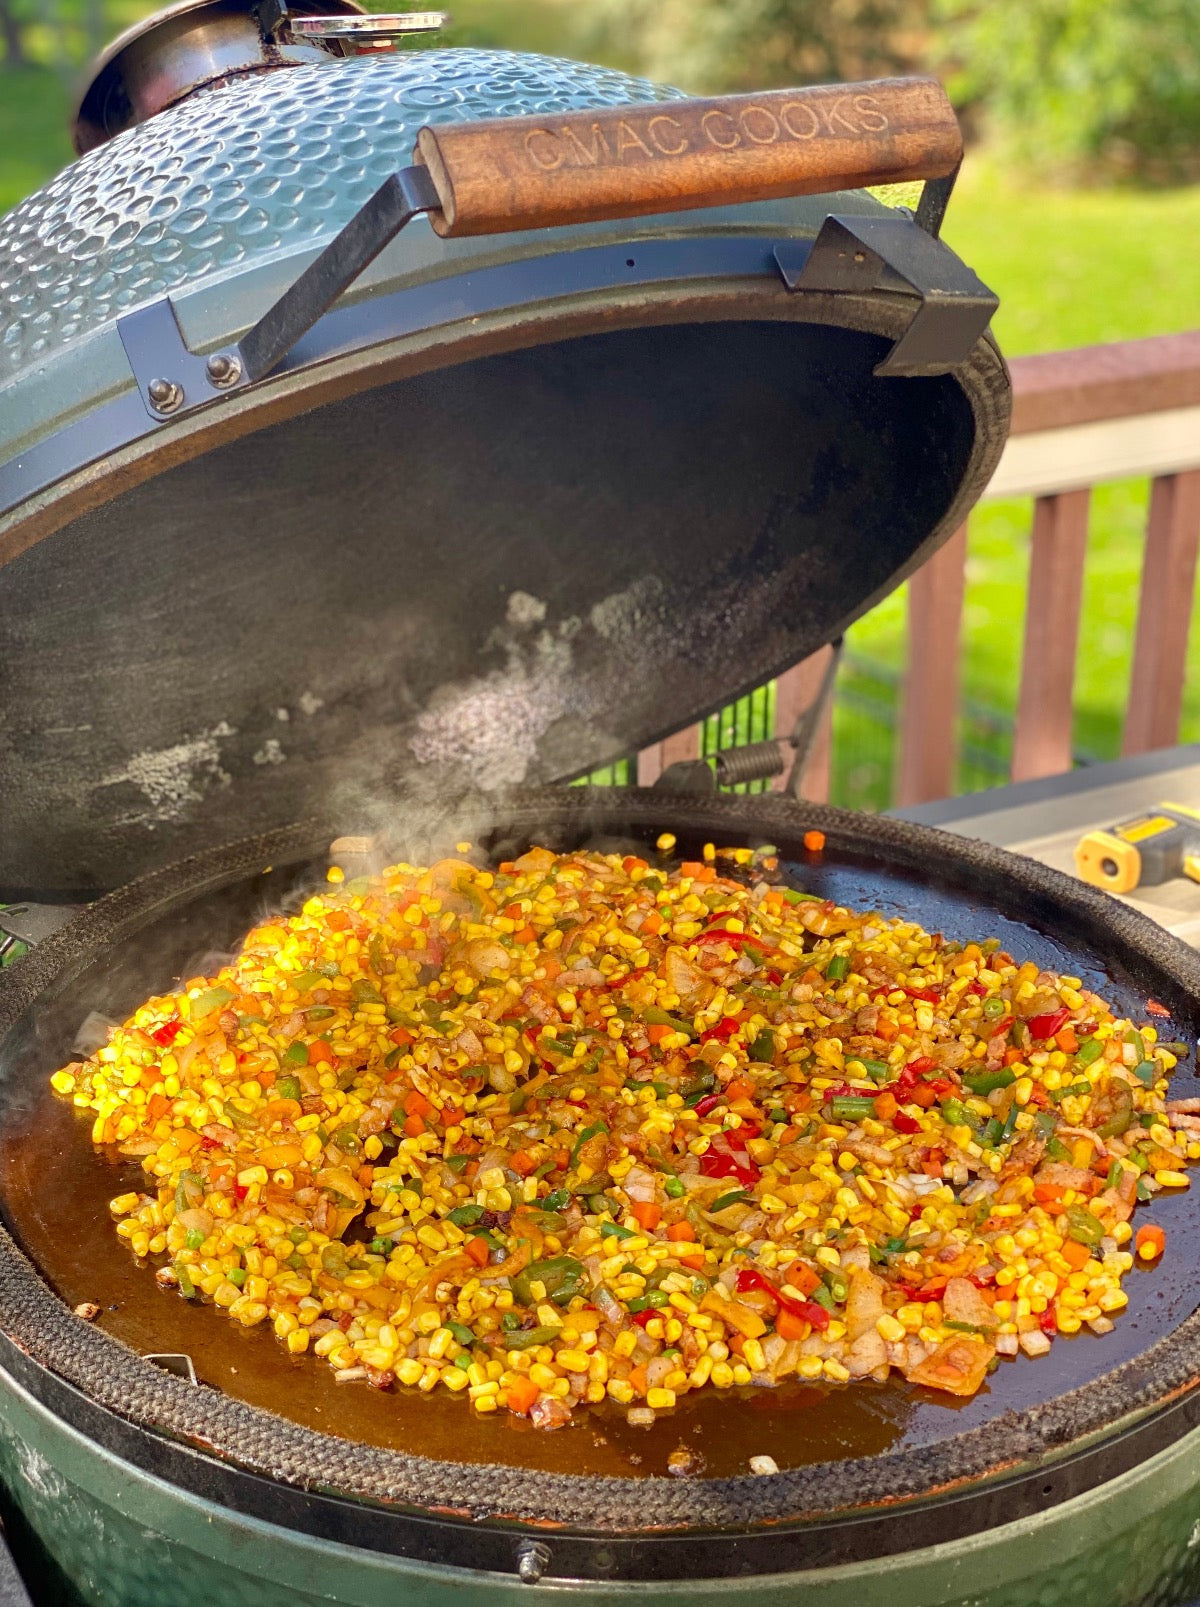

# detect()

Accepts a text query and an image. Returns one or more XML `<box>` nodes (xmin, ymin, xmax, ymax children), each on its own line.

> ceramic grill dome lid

<box><xmin>0</xmin><ymin>2</ymin><xmax>1009</xmax><ymax>897</ymax></box>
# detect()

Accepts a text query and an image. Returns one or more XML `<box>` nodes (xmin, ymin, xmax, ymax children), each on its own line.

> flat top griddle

<box><xmin>5</xmin><ymin>805</ymin><xmax>1199</xmax><ymax>1487</ymax></box>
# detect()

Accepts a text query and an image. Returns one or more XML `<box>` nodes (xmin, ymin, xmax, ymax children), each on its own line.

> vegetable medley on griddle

<box><xmin>53</xmin><ymin>838</ymin><xmax>1198</xmax><ymax>1428</ymax></box>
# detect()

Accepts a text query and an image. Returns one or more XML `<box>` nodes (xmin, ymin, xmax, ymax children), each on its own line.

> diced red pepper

<box><xmin>699</xmin><ymin>1148</ymin><xmax>761</xmax><ymax>1186</ymax></box>
<box><xmin>151</xmin><ymin>1020</ymin><xmax>182</xmax><ymax>1046</ymax></box>
<box><xmin>607</xmin><ymin>967</ymin><xmax>652</xmax><ymax>991</ymax></box>
<box><xmin>694</xmin><ymin>1093</ymin><xmax>723</xmax><ymax>1117</ymax></box>
<box><xmin>894</xmin><ymin>1113</ymin><xmax>921</xmax><ymax>1134</ymax></box>
<box><xmin>1038</xmin><ymin>1308</ymin><xmax>1058</xmax><ymax>1337</ymax></box>
<box><xmin>738</xmin><ymin>1121</ymin><xmax>762</xmax><ymax>1142</ymax></box>
<box><xmin>967</xmin><ymin>981</ymin><xmax>988</xmax><ymax>997</ymax></box>
<box><xmin>690</xmin><ymin>932</ymin><xmax>774</xmax><ymax>951</ymax></box>
<box><xmin>629</xmin><ymin>1308</ymin><xmax>660</xmax><ymax>1329</ymax></box>
<box><xmin>1027</xmin><ymin>1007</ymin><xmax>1070</xmax><ymax>1040</ymax></box>
<box><xmin>700</xmin><ymin>1017</ymin><xmax>741</xmax><ymax>1043</ymax></box>
<box><xmin>906</xmin><ymin>1056</ymin><xmax>936</xmax><ymax>1074</ymax></box>
<box><xmin>735</xmin><ymin>1268</ymin><xmax>830</xmax><ymax>1329</ymax></box>
<box><xmin>904</xmin><ymin>986</ymin><xmax>942</xmax><ymax>1004</ymax></box>
<box><xmin>915</xmin><ymin>1280</ymin><xmax>947</xmax><ymax>1299</ymax></box>
<box><xmin>234</xmin><ymin>1184</ymin><xmax>249</xmax><ymax>1201</ymax></box>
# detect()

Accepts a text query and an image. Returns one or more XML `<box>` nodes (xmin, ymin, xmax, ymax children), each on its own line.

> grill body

<box><xmin>3</xmin><ymin>794</ymin><xmax>1200</xmax><ymax>1603</ymax></box>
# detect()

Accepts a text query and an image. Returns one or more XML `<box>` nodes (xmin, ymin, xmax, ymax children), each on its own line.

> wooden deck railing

<box><xmin>637</xmin><ymin>329</ymin><xmax>1200</xmax><ymax>805</ymax></box>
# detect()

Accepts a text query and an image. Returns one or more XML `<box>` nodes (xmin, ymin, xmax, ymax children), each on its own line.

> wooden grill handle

<box><xmin>414</xmin><ymin>77</ymin><xmax>962</xmax><ymax>239</ymax></box>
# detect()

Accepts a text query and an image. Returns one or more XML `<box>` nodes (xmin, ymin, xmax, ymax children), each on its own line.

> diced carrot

<box><xmin>912</xmin><ymin>1082</ymin><xmax>937</xmax><ymax>1108</ymax></box>
<box><xmin>403</xmin><ymin>1114</ymin><xmax>425</xmax><ymax>1138</ymax></box>
<box><xmin>785</xmin><ymin>1261</ymin><xmax>821</xmax><ymax>1295</ymax></box>
<box><xmin>503</xmin><ymin>903</ymin><xmax>525</xmax><ymax>921</ymax></box>
<box><xmin>775</xmin><ymin>1309</ymin><xmax>811</xmax><ymax>1342</ymax></box>
<box><xmin>308</xmin><ymin>1040</ymin><xmax>334</xmax><ymax>1065</ymax></box>
<box><xmin>647</xmin><ymin>1024</ymin><xmax>675</xmax><ymax>1045</ymax></box>
<box><xmin>921</xmin><ymin>1151</ymin><xmax>944</xmax><ymax>1178</ymax></box>
<box><xmin>631</xmin><ymin>1200</ymin><xmax>661</xmax><ymax>1231</ymax></box>
<box><xmin>389</xmin><ymin>1027</ymin><xmax>414</xmax><ymax>1047</ymax></box>
<box><xmin>623</xmin><ymin>856</ymin><xmax>648</xmax><ymax>875</ymax></box>
<box><xmin>514</xmin><ymin>926</ymin><xmax>537</xmax><ymax>945</ymax></box>
<box><xmin>509</xmin><ymin>1149</ymin><xmax>537</xmax><ymax>1176</ymax></box>
<box><xmin>258</xmin><ymin>1065</ymin><xmax>277</xmax><ymax>1089</ymax></box>
<box><xmin>642</xmin><ymin>913</ymin><xmax>663</xmax><ymax>935</ymax></box>
<box><xmin>1056</xmin><ymin>1026</ymin><xmax>1079</xmax><ymax>1054</ymax></box>
<box><xmin>498</xmin><ymin>861</ymin><xmax>516</xmax><ymax>875</ymax></box>
<box><xmin>1061</xmin><ymin>1238</ymin><xmax>1091</xmax><ymax>1270</ymax></box>
<box><xmin>667</xmin><ymin>1221</ymin><xmax>696</xmax><ymax>1242</ymax></box>
<box><xmin>404</xmin><ymin>1090</ymin><xmax>433</xmax><ymax>1119</ymax></box>
<box><xmin>555</xmin><ymin>1149</ymin><xmax>571</xmax><ymax>1170</ymax></box>
<box><xmin>147</xmin><ymin>1093</ymin><xmax>171</xmax><ymax>1120</ymax></box>
<box><xmin>680</xmin><ymin>862</ymin><xmax>705</xmax><ymax>878</ymax></box>
<box><xmin>441</xmin><ymin>1104</ymin><xmax>464</xmax><ymax>1128</ymax></box>
<box><xmin>876</xmin><ymin>1018</ymin><xmax>899</xmax><ymax>1042</ymax></box>
<box><xmin>465</xmin><ymin>1235</ymin><xmax>490</xmax><ymax>1267</ymax></box>
<box><xmin>803</xmin><ymin>830</ymin><xmax>826</xmax><ymax>852</ymax></box>
<box><xmin>357</xmin><ymin>1164</ymin><xmax>374</xmax><ymax>1189</ymax></box>
<box><xmin>874</xmin><ymin>1090</ymin><xmax>898</xmax><ymax>1121</ymax></box>
<box><xmin>628</xmin><ymin>1365</ymin><xmax>648</xmax><ymax>1397</ymax></box>
<box><xmin>506</xmin><ymin>1376</ymin><xmax>540</xmax><ymax>1415</ymax></box>
<box><xmin>1004</xmin><ymin>1047</ymin><xmax>1024</xmax><ymax>1065</ymax></box>
<box><xmin>725</xmin><ymin>1076</ymin><xmax>754</xmax><ymax>1102</ymax></box>
<box><xmin>325</xmin><ymin>911</ymin><xmax>350</xmax><ymax>931</ymax></box>
<box><xmin>678</xmin><ymin>1250</ymin><xmax>707</xmax><ymax>1270</ymax></box>
<box><xmin>1136</xmin><ymin>1224</ymin><xmax>1166</xmax><ymax>1261</ymax></box>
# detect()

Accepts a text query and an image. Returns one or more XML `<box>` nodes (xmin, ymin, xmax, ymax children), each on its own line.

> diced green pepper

<box><xmin>1133</xmin><ymin>1060</ymin><xmax>1158</xmax><ymax>1086</ymax></box>
<box><xmin>709</xmin><ymin>1189</ymin><xmax>753</xmax><ymax>1215</ymax></box>
<box><xmin>858</xmin><ymin>1059</ymin><xmax>891</xmax><ymax>1083</ymax></box>
<box><xmin>569</xmin><ymin>1120</ymin><xmax>607</xmax><ymax>1168</ymax></box>
<box><xmin>964</xmin><ymin>1068</ymin><xmax>1017</xmax><ymax>1096</ymax></box>
<box><xmin>1046</xmin><ymin>1137</ymin><xmax>1072</xmax><ymax>1162</ymax></box>
<box><xmin>190</xmin><ymin>985</ymin><xmax>235</xmax><ymax>1019</ymax></box>
<box><xmin>600</xmin><ymin>1220</ymin><xmax>635</xmax><ymax>1240</ymax></box>
<box><xmin>830</xmin><ymin>1095</ymin><xmax>876</xmax><ymax>1121</ymax></box>
<box><xmin>443</xmin><ymin>1154</ymin><xmax>471</xmax><ymax>1173</ymax></box>
<box><xmin>502</xmin><ymin>1325</ymin><xmax>561</xmax><ymax>1350</ymax></box>
<box><xmin>444</xmin><ymin>1321</ymin><xmax>475</xmax><ymax>1348</ymax></box>
<box><xmin>282</xmin><ymin>1041</ymin><xmax>308</xmax><ymax>1067</ymax></box>
<box><xmin>748</xmin><ymin>1032</ymin><xmax>775</xmax><ymax>1062</ymax></box>
<box><xmin>825</xmin><ymin>955</ymin><xmax>850</xmax><ymax>981</ymax></box>
<box><xmin>1074</xmin><ymin>1036</ymin><xmax>1103</xmax><ymax>1067</ymax></box>
<box><xmin>1064</xmin><ymin>1205</ymin><xmax>1106</xmax><ymax>1248</ymax></box>
<box><xmin>276</xmin><ymin>1075</ymin><xmax>302</xmax><ymax>1102</ymax></box>
<box><xmin>643</xmin><ymin>1008</ymin><xmax>693</xmax><ymax>1036</ymax></box>
<box><xmin>1097</xmin><ymin>1084</ymin><xmax>1133</xmax><ymax>1139</ymax></box>
<box><xmin>512</xmin><ymin>1256</ymin><xmax>586</xmax><ymax>1308</ymax></box>
<box><xmin>543</xmin><ymin>1189</ymin><xmax>570</xmax><ymax>1212</ymax></box>
<box><xmin>447</xmin><ymin>1203</ymin><xmax>483</xmax><ymax>1228</ymax></box>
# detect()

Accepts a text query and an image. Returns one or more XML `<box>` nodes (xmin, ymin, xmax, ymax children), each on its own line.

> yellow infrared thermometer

<box><xmin>1075</xmin><ymin>802</ymin><xmax>1200</xmax><ymax>894</ymax></box>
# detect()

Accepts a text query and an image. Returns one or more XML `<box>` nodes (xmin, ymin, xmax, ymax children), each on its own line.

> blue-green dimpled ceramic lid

<box><xmin>0</xmin><ymin>46</ymin><xmax>1008</xmax><ymax>895</ymax></box>
<box><xmin>0</xmin><ymin>49</ymin><xmax>691</xmax><ymax>384</ymax></box>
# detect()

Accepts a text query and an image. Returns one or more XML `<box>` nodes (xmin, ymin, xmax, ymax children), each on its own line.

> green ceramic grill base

<box><xmin>1</xmin><ymin>1364</ymin><xmax>1199</xmax><ymax>1607</ymax></box>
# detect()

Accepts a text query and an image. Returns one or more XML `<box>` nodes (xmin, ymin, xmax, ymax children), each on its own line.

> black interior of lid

<box><xmin>0</xmin><ymin>319</ymin><xmax>977</xmax><ymax>895</ymax></box>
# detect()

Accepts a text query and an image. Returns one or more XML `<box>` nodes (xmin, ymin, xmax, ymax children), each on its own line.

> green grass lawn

<box><xmin>4</xmin><ymin>10</ymin><xmax>1199</xmax><ymax>811</ymax></box>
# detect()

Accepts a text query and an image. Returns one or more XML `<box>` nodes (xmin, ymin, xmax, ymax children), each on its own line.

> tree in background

<box><xmin>0</xmin><ymin>0</ymin><xmax>30</xmax><ymax>66</ymax></box>
<box><xmin>576</xmin><ymin>0</ymin><xmax>927</xmax><ymax>93</ymax></box>
<box><xmin>934</xmin><ymin>0</ymin><xmax>1200</xmax><ymax>181</ymax></box>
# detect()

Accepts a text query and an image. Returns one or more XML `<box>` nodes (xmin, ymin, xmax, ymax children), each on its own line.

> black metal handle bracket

<box><xmin>775</xmin><ymin>211</ymin><xmax>998</xmax><ymax>377</ymax></box>
<box><xmin>118</xmin><ymin>164</ymin><xmax>441</xmax><ymax>421</ymax></box>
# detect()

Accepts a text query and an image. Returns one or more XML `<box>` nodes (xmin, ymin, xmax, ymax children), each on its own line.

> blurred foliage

<box><xmin>576</xmin><ymin>0</ymin><xmax>926</xmax><ymax>93</ymax></box>
<box><xmin>935</xmin><ymin>0</ymin><xmax>1200</xmax><ymax>182</ymax></box>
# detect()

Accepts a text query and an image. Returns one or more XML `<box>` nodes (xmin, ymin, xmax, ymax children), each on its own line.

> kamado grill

<box><xmin>2</xmin><ymin>6</ymin><xmax>1200</xmax><ymax>1605</ymax></box>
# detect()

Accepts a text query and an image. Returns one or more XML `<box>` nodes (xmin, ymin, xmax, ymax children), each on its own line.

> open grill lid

<box><xmin>0</xmin><ymin>6</ymin><xmax>1009</xmax><ymax>897</ymax></box>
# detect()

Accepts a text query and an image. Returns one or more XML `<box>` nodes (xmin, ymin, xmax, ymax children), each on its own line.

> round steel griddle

<box><xmin>2</xmin><ymin>789</ymin><xmax>1200</xmax><ymax>1583</ymax></box>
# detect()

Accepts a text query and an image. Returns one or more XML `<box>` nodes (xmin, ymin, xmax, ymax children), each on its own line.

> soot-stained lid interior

<box><xmin>0</xmin><ymin>309</ymin><xmax>1007</xmax><ymax>896</ymax></box>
